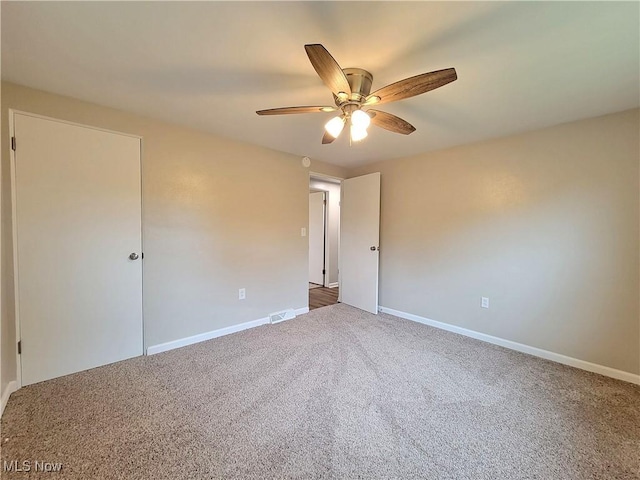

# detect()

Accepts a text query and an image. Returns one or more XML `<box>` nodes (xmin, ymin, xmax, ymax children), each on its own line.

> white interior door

<box><xmin>13</xmin><ymin>113</ymin><xmax>143</xmax><ymax>386</ymax></box>
<box><xmin>340</xmin><ymin>172</ymin><xmax>380</xmax><ymax>314</ymax></box>
<box><xmin>309</xmin><ymin>191</ymin><xmax>325</xmax><ymax>285</ymax></box>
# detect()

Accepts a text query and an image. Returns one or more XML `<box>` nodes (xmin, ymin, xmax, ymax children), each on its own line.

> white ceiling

<box><xmin>2</xmin><ymin>2</ymin><xmax>638</xmax><ymax>168</ymax></box>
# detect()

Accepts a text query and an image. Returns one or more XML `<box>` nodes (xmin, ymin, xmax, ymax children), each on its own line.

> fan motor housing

<box><xmin>342</xmin><ymin>68</ymin><xmax>373</xmax><ymax>103</ymax></box>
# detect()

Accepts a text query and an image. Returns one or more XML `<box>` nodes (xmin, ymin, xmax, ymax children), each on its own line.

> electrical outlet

<box><xmin>481</xmin><ymin>297</ymin><xmax>489</xmax><ymax>309</ymax></box>
<box><xmin>239</xmin><ymin>288</ymin><xmax>246</xmax><ymax>300</ymax></box>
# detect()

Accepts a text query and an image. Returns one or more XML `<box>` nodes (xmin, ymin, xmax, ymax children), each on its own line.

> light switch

<box><xmin>301</xmin><ymin>227</ymin><xmax>306</xmax><ymax>237</ymax></box>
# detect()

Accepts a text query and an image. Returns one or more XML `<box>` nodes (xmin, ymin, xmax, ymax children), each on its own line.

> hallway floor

<box><xmin>309</xmin><ymin>286</ymin><xmax>339</xmax><ymax>310</ymax></box>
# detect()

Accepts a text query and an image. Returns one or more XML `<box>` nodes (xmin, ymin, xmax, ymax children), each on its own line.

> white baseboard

<box><xmin>378</xmin><ymin>306</ymin><xmax>640</xmax><ymax>385</ymax></box>
<box><xmin>328</xmin><ymin>282</ymin><xmax>339</xmax><ymax>288</ymax></box>
<box><xmin>147</xmin><ymin>307</ymin><xmax>309</xmax><ymax>355</ymax></box>
<box><xmin>147</xmin><ymin>317</ymin><xmax>269</xmax><ymax>355</ymax></box>
<box><xmin>1</xmin><ymin>380</ymin><xmax>19</xmax><ymax>417</ymax></box>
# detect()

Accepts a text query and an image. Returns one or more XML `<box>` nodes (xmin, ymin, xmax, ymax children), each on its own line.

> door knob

<box><xmin>370</xmin><ymin>246</ymin><xmax>377</xmax><ymax>251</ymax></box>
<box><xmin>129</xmin><ymin>253</ymin><xmax>139</xmax><ymax>260</ymax></box>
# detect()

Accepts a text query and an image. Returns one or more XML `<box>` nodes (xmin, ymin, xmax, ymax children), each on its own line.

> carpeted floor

<box><xmin>2</xmin><ymin>304</ymin><xmax>639</xmax><ymax>479</ymax></box>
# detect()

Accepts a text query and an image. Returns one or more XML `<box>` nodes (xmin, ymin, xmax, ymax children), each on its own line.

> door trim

<box><xmin>308</xmin><ymin>191</ymin><xmax>327</xmax><ymax>286</ymax></box>
<box><xmin>8</xmin><ymin>109</ymin><xmax>143</xmax><ymax>388</ymax></box>
<box><xmin>321</xmin><ymin>191</ymin><xmax>327</xmax><ymax>287</ymax></box>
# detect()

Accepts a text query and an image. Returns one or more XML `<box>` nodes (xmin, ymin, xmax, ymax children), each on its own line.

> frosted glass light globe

<box><xmin>351</xmin><ymin>109</ymin><xmax>371</xmax><ymax>129</ymax></box>
<box><xmin>350</xmin><ymin>125</ymin><xmax>368</xmax><ymax>142</ymax></box>
<box><xmin>324</xmin><ymin>116</ymin><xmax>345</xmax><ymax>138</ymax></box>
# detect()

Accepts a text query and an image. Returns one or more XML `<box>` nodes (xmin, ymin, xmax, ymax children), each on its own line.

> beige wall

<box><xmin>1</xmin><ymin>81</ymin><xmax>637</xmax><ymax>398</ymax></box>
<box><xmin>350</xmin><ymin>108</ymin><xmax>640</xmax><ymax>374</ymax></box>
<box><xmin>0</xmin><ymin>82</ymin><xmax>348</xmax><ymax>394</ymax></box>
<box><xmin>309</xmin><ymin>161</ymin><xmax>348</xmax><ymax>181</ymax></box>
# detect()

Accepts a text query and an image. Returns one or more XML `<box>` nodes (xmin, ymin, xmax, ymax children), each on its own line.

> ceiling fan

<box><xmin>256</xmin><ymin>44</ymin><xmax>457</xmax><ymax>144</ymax></box>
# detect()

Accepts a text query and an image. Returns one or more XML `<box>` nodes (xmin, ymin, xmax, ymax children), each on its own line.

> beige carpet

<box><xmin>2</xmin><ymin>304</ymin><xmax>639</xmax><ymax>479</ymax></box>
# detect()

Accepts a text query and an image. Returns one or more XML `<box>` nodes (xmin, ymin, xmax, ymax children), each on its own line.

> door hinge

<box><xmin>17</xmin><ymin>340</ymin><xmax>21</xmax><ymax>355</ymax></box>
<box><xmin>323</xmin><ymin>199</ymin><xmax>327</xmax><ymax>205</ymax></box>
<box><xmin>11</xmin><ymin>137</ymin><xmax>16</xmax><ymax>151</ymax></box>
<box><xmin>322</xmin><ymin>269</ymin><xmax>326</xmax><ymax>275</ymax></box>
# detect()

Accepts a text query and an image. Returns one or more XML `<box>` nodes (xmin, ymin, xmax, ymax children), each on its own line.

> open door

<box><xmin>309</xmin><ymin>191</ymin><xmax>325</xmax><ymax>286</ymax></box>
<box><xmin>340</xmin><ymin>172</ymin><xmax>380</xmax><ymax>314</ymax></box>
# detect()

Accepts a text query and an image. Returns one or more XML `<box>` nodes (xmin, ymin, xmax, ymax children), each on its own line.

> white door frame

<box><xmin>320</xmin><ymin>192</ymin><xmax>328</xmax><ymax>286</ymax></box>
<box><xmin>309</xmin><ymin>172</ymin><xmax>343</xmax><ymax>293</ymax></box>
<box><xmin>8</xmin><ymin>109</ymin><xmax>144</xmax><ymax>389</ymax></box>
<box><xmin>308</xmin><ymin>190</ymin><xmax>327</xmax><ymax>286</ymax></box>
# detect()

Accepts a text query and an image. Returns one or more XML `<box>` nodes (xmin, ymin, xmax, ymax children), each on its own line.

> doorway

<box><xmin>308</xmin><ymin>174</ymin><xmax>341</xmax><ymax>310</ymax></box>
<box><xmin>306</xmin><ymin>171</ymin><xmax>381</xmax><ymax>314</ymax></box>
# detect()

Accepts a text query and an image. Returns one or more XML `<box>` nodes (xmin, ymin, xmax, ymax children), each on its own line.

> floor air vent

<box><xmin>269</xmin><ymin>308</ymin><xmax>296</xmax><ymax>324</ymax></box>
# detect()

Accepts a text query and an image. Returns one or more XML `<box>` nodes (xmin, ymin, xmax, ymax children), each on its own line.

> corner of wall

<box><xmin>1</xmin><ymin>84</ymin><xmax>18</xmax><ymax>401</ymax></box>
<box><xmin>1</xmin><ymin>380</ymin><xmax>18</xmax><ymax>417</ymax></box>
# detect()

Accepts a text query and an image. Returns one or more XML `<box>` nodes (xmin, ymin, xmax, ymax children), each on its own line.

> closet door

<box><xmin>13</xmin><ymin>113</ymin><xmax>143</xmax><ymax>385</ymax></box>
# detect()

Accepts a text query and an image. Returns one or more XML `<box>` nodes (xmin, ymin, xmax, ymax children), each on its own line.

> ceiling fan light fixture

<box><xmin>325</xmin><ymin>116</ymin><xmax>345</xmax><ymax>138</ymax></box>
<box><xmin>351</xmin><ymin>109</ymin><xmax>371</xmax><ymax>129</ymax></box>
<box><xmin>350</xmin><ymin>124</ymin><xmax>368</xmax><ymax>142</ymax></box>
<box><xmin>256</xmin><ymin>44</ymin><xmax>458</xmax><ymax>145</ymax></box>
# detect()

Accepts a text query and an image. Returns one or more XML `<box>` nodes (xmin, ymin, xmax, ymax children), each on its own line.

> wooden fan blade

<box><xmin>368</xmin><ymin>110</ymin><xmax>416</xmax><ymax>135</ymax></box>
<box><xmin>367</xmin><ymin>68</ymin><xmax>457</xmax><ymax>105</ymax></box>
<box><xmin>256</xmin><ymin>106</ymin><xmax>336</xmax><ymax>115</ymax></box>
<box><xmin>322</xmin><ymin>130</ymin><xmax>336</xmax><ymax>144</ymax></box>
<box><xmin>304</xmin><ymin>44</ymin><xmax>352</xmax><ymax>96</ymax></box>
